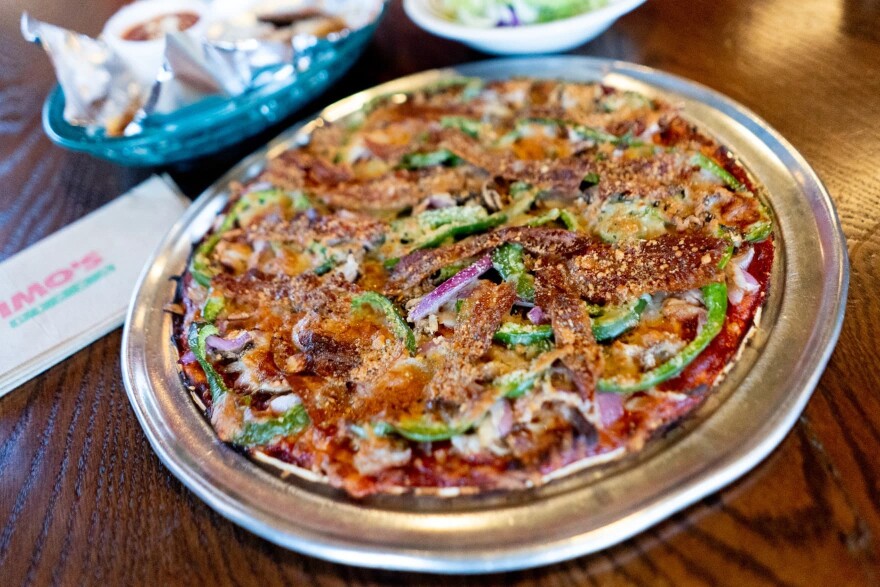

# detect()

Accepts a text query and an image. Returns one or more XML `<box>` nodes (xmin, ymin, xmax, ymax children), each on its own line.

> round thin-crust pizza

<box><xmin>172</xmin><ymin>77</ymin><xmax>774</xmax><ymax>498</ymax></box>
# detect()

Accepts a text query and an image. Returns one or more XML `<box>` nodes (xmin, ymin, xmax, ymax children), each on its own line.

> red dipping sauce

<box><xmin>121</xmin><ymin>11</ymin><xmax>199</xmax><ymax>41</ymax></box>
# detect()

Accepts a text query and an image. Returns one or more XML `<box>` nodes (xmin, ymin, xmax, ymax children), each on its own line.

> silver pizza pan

<box><xmin>121</xmin><ymin>56</ymin><xmax>848</xmax><ymax>574</ymax></box>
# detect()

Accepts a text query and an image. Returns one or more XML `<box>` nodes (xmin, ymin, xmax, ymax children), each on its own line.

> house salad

<box><xmin>438</xmin><ymin>0</ymin><xmax>609</xmax><ymax>27</ymax></box>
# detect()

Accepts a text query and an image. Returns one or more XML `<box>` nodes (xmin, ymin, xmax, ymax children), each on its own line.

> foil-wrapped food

<box><xmin>22</xmin><ymin>0</ymin><xmax>384</xmax><ymax>136</ymax></box>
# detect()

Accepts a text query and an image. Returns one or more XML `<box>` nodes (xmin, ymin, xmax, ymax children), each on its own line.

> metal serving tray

<box><xmin>121</xmin><ymin>57</ymin><xmax>848</xmax><ymax>574</ymax></box>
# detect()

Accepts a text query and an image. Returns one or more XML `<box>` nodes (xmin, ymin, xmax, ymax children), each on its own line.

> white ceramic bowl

<box><xmin>403</xmin><ymin>0</ymin><xmax>646</xmax><ymax>55</ymax></box>
<box><xmin>103</xmin><ymin>0</ymin><xmax>209</xmax><ymax>85</ymax></box>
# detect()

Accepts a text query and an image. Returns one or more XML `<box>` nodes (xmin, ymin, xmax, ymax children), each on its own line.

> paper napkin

<box><xmin>0</xmin><ymin>175</ymin><xmax>189</xmax><ymax>398</ymax></box>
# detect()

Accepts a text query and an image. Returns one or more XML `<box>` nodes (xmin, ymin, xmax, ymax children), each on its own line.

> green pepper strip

<box><xmin>399</xmin><ymin>149</ymin><xmax>462</xmax><ymax>169</ymax></box>
<box><xmin>591</xmin><ymin>296</ymin><xmax>650</xmax><ymax>342</ymax></box>
<box><xmin>559</xmin><ymin>209</ymin><xmax>581</xmax><ymax>231</ymax></box>
<box><xmin>718</xmin><ymin>244</ymin><xmax>734</xmax><ymax>270</ymax></box>
<box><xmin>691</xmin><ymin>153</ymin><xmax>745</xmax><ymax>191</ymax></box>
<box><xmin>494</xmin><ymin>323</ymin><xmax>554</xmax><ymax>347</ymax></box>
<box><xmin>387</xmin><ymin>418</ymin><xmax>472</xmax><ymax>442</ymax></box>
<box><xmin>187</xmin><ymin>323</ymin><xmax>230</xmax><ymax>402</ymax></box>
<box><xmin>419</xmin><ymin>205</ymin><xmax>487</xmax><ymax>229</ymax></box>
<box><xmin>569</xmin><ymin>123</ymin><xmax>624</xmax><ymax>144</ymax></box>
<box><xmin>414</xmin><ymin>213</ymin><xmax>507</xmax><ymax>249</ymax></box>
<box><xmin>525</xmin><ymin>208</ymin><xmax>561</xmax><ymax>227</ymax></box>
<box><xmin>491</xmin><ymin>243</ymin><xmax>535</xmax><ymax>302</ymax></box>
<box><xmin>436</xmin><ymin>259</ymin><xmax>470</xmax><ymax>282</ymax></box>
<box><xmin>580</xmin><ymin>172</ymin><xmax>601</xmax><ymax>190</ymax></box>
<box><xmin>191</xmin><ymin>232</ymin><xmax>230</xmax><ymax>288</ymax></box>
<box><xmin>234</xmin><ymin>404</ymin><xmax>310</xmax><ymax>447</ymax></box>
<box><xmin>314</xmin><ymin>261</ymin><xmax>335</xmax><ymax>275</ymax></box>
<box><xmin>390</xmin><ymin>205</ymin><xmax>487</xmax><ymax>249</ymax></box>
<box><xmin>505</xmin><ymin>186</ymin><xmax>539</xmax><ymax>219</ymax></box>
<box><xmin>744</xmin><ymin>219</ymin><xmax>772</xmax><ymax>243</ymax></box>
<box><xmin>493</xmin><ymin>369</ymin><xmax>542</xmax><ymax>399</ymax></box>
<box><xmin>523</xmin><ymin>207</ymin><xmax>579</xmax><ymax>231</ymax></box>
<box><xmin>440</xmin><ymin>116</ymin><xmax>481</xmax><ymax>138</ymax></box>
<box><xmin>411</xmin><ymin>186</ymin><xmax>536</xmax><ymax>250</ymax></box>
<box><xmin>495</xmin><ymin>294</ymin><xmax>648</xmax><ymax>347</ymax></box>
<box><xmin>202</xmin><ymin>293</ymin><xmax>225</xmax><ymax>323</ymax></box>
<box><xmin>307</xmin><ymin>242</ymin><xmax>338</xmax><ymax>275</ymax></box>
<box><xmin>351</xmin><ymin>292</ymin><xmax>418</xmax><ymax>355</ymax></box>
<box><xmin>597</xmin><ymin>282</ymin><xmax>728</xmax><ymax>394</ymax></box>
<box><xmin>491</xmin><ymin>242</ymin><xmax>525</xmax><ymax>279</ymax></box>
<box><xmin>290</xmin><ymin>190</ymin><xmax>312</xmax><ymax>211</ymax></box>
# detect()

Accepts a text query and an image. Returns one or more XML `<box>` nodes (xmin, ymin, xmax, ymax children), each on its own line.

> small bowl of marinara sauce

<box><xmin>102</xmin><ymin>0</ymin><xmax>209</xmax><ymax>85</ymax></box>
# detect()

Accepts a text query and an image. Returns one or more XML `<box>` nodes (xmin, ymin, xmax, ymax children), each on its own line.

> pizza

<box><xmin>172</xmin><ymin>77</ymin><xmax>774</xmax><ymax>497</ymax></box>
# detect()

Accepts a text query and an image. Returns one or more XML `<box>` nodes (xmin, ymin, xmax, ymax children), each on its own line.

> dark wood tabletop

<box><xmin>2</xmin><ymin>0</ymin><xmax>879</xmax><ymax>584</ymax></box>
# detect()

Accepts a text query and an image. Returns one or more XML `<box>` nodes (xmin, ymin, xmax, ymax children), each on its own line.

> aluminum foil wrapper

<box><xmin>23</xmin><ymin>0</ymin><xmax>384</xmax><ymax>136</ymax></box>
<box><xmin>21</xmin><ymin>12</ymin><xmax>149</xmax><ymax>136</ymax></box>
<box><xmin>143</xmin><ymin>32</ymin><xmax>299</xmax><ymax>117</ymax></box>
<box><xmin>145</xmin><ymin>33</ymin><xmax>254</xmax><ymax>116</ymax></box>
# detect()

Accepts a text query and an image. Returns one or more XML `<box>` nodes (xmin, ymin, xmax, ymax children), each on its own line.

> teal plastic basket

<box><xmin>42</xmin><ymin>7</ymin><xmax>384</xmax><ymax>166</ymax></box>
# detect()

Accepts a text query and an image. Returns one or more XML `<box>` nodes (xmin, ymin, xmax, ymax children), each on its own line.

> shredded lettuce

<box><xmin>439</xmin><ymin>0</ymin><xmax>608</xmax><ymax>27</ymax></box>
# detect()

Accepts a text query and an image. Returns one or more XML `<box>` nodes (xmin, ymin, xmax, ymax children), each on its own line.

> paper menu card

<box><xmin>0</xmin><ymin>175</ymin><xmax>189</xmax><ymax>398</ymax></box>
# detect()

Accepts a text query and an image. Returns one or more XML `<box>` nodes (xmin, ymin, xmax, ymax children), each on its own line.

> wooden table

<box><xmin>2</xmin><ymin>0</ymin><xmax>878</xmax><ymax>584</ymax></box>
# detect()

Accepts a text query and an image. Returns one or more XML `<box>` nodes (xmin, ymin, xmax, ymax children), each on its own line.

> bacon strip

<box><xmin>363</xmin><ymin>100</ymin><xmax>482</xmax><ymax>128</ymax></box>
<box><xmin>556</xmin><ymin>231</ymin><xmax>728</xmax><ymax>303</ymax></box>
<box><xmin>247</xmin><ymin>211</ymin><xmax>385</xmax><ymax>250</ymax></box>
<box><xmin>323</xmin><ymin>170</ymin><xmax>488</xmax><ymax>215</ymax></box>
<box><xmin>390</xmin><ymin>227</ymin><xmax>726</xmax><ymax>305</ymax></box>
<box><xmin>316</xmin><ymin>173</ymin><xmax>445</xmax><ymax>214</ymax></box>
<box><xmin>440</xmin><ymin>132</ymin><xmax>593</xmax><ymax>193</ymax></box>
<box><xmin>212</xmin><ymin>271</ymin><xmax>357</xmax><ymax>319</ymax></box>
<box><xmin>455</xmin><ymin>281</ymin><xmax>517</xmax><ymax>362</ymax></box>
<box><xmin>386</xmin><ymin>227</ymin><xmax>592</xmax><ymax>295</ymax></box>
<box><xmin>265</xmin><ymin>146</ymin><xmax>489</xmax><ymax>214</ymax></box>
<box><xmin>272</xmin><ymin>149</ymin><xmax>352</xmax><ymax>187</ymax></box>
<box><xmin>534</xmin><ymin>266</ymin><xmax>603</xmax><ymax>400</ymax></box>
<box><xmin>426</xmin><ymin>281</ymin><xmax>516</xmax><ymax>408</ymax></box>
<box><xmin>294</xmin><ymin>316</ymin><xmax>362</xmax><ymax>378</ymax></box>
<box><xmin>586</xmin><ymin>153</ymin><xmax>695</xmax><ymax>200</ymax></box>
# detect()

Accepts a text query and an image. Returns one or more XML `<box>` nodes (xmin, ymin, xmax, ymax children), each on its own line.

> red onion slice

<box><xmin>597</xmin><ymin>392</ymin><xmax>624</xmax><ymax>427</ymax></box>
<box><xmin>205</xmin><ymin>332</ymin><xmax>252</xmax><ymax>354</ymax></box>
<box><xmin>742</xmin><ymin>268</ymin><xmax>759</xmax><ymax>289</ymax></box>
<box><xmin>408</xmin><ymin>254</ymin><xmax>493</xmax><ymax>322</ymax></box>
<box><xmin>427</xmin><ymin>193</ymin><xmax>456</xmax><ymax>209</ymax></box>
<box><xmin>728</xmin><ymin>247</ymin><xmax>760</xmax><ymax>305</ymax></box>
<box><xmin>179</xmin><ymin>350</ymin><xmax>197</xmax><ymax>365</ymax></box>
<box><xmin>527</xmin><ymin>306</ymin><xmax>548</xmax><ymax>324</ymax></box>
<box><xmin>496</xmin><ymin>401</ymin><xmax>514</xmax><ymax>437</ymax></box>
<box><xmin>734</xmin><ymin>246</ymin><xmax>755</xmax><ymax>270</ymax></box>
